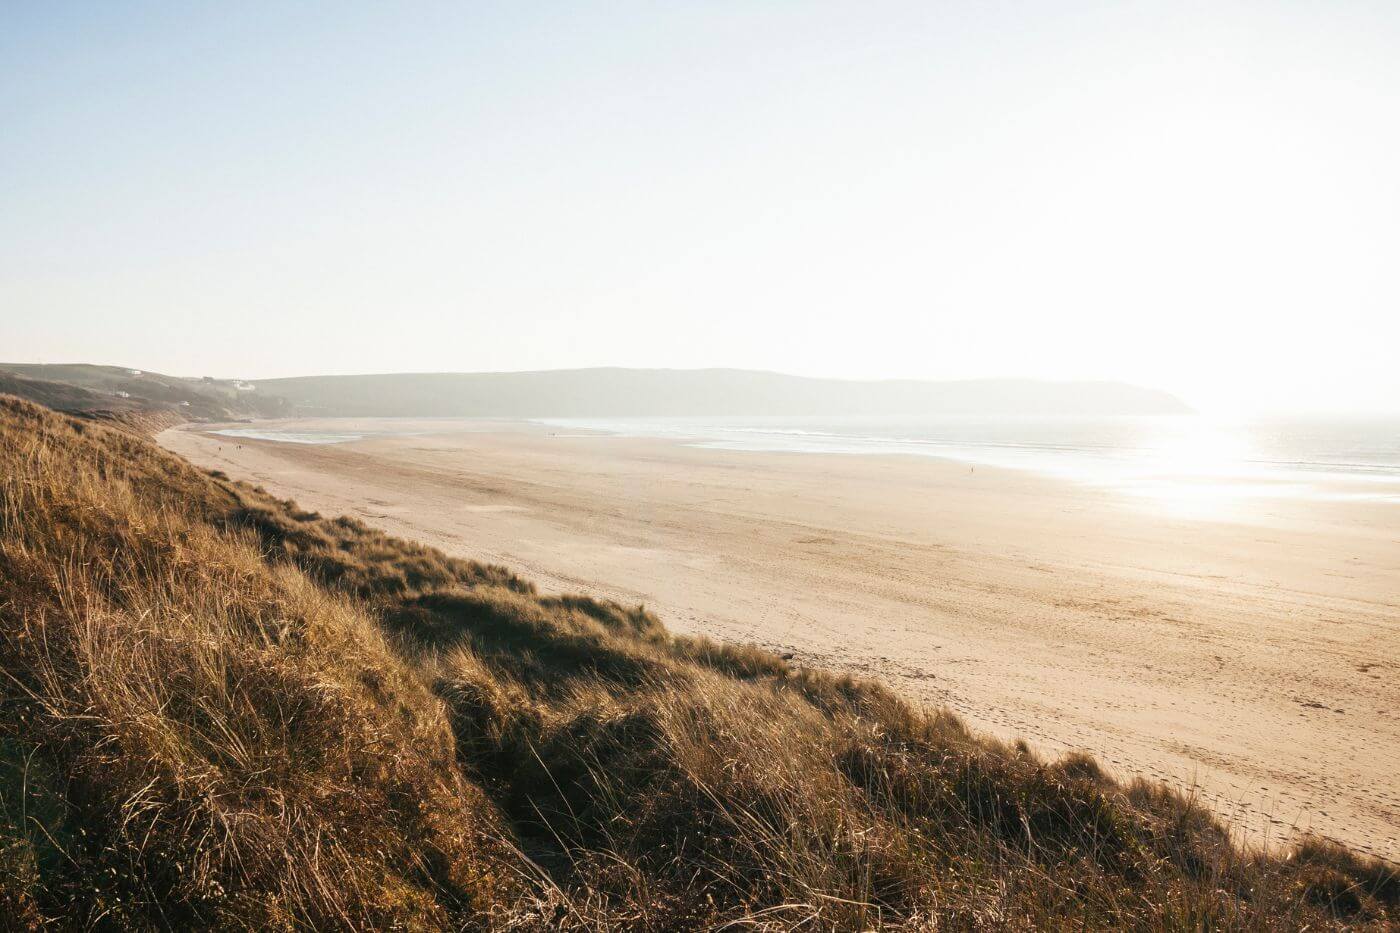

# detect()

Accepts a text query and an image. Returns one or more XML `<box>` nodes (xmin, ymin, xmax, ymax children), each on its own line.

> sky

<box><xmin>2</xmin><ymin>2</ymin><xmax>1398</xmax><ymax>414</ymax></box>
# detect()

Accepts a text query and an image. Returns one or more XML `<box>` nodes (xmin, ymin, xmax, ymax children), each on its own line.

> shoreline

<box><xmin>159</xmin><ymin>417</ymin><xmax>1400</xmax><ymax>861</ymax></box>
<box><xmin>207</xmin><ymin>413</ymin><xmax>1400</xmax><ymax>512</ymax></box>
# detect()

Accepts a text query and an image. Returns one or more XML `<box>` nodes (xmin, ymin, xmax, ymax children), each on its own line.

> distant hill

<box><xmin>0</xmin><ymin>364</ymin><xmax>1193</xmax><ymax>420</ymax></box>
<box><xmin>254</xmin><ymin>368</ymin><xmax>1193</xmax><ymax>418</ymax></box>
<box><xmin>0</xmin><ymin>363</ymin><xmax>289</xmax><ymax>421</ymax></box>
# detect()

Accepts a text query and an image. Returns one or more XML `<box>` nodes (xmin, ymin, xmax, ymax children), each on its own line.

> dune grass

<box><xmin>0</xmin><ymin>395</ymin><xmax>1394</xmax><ymax>930</ymax></box>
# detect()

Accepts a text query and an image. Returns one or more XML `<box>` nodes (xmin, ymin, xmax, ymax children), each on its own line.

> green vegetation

<box><xmin>0</xmin><ymin>395</ymin><xmax>1392</xmax><ymax>929</ymax></box>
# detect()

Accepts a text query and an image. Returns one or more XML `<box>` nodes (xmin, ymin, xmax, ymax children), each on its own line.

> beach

<box><xmin>159</xmin><ymin>417</ymin><xmax>1400</xmax><ymax>861</ymax></box>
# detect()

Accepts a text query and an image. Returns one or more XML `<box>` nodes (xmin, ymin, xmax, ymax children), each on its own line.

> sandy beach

<box><xmin>159</xmin><ymin>418</ymin><xmax>1400</xmax><ymax>861</ymax></box>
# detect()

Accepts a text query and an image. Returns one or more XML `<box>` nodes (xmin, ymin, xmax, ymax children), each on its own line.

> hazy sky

<box><xmin>3</xmin><ymin>2</ymin><xmax>1398</xmax><ymax>413</ymax></box>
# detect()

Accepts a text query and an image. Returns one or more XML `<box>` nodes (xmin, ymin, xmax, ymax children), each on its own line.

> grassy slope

<box><xmin>0</xmin><ymin>373</ymin><xmax>145</xmax><ymax>414</ymax></box>
<box><xmin>0</xmin><ymin>395</ymin><xmax>1393</xmax><ymax>930</ymax></box>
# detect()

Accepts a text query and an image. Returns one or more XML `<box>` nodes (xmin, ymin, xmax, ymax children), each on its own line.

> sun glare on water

<box><xmin>1113</xmin><ymin>418</ymin><xmax>1282</xmax><ymax>521</ymax></box>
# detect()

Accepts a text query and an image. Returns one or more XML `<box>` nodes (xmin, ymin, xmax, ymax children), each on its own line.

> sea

<box><xmin>535</xmin><ymin>413</ymin><xmax>1400</xmax><ymax>507</ymax></box>
<box><xmin>215</xmin><ymin>413</ymin><xmax>1400</xmax><ymax>508</ymax></box>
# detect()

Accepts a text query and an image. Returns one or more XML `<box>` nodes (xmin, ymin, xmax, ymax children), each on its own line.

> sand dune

<box><xmin>160</xmin><ymin>417</ymin><xmax>1400</xmax><ymax>861</ymax></box>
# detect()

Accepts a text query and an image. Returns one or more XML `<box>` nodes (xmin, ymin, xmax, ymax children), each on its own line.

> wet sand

<box><xmin>159</xmin><ymin>418</ymin><xmax>1400</xmax><ymax>860</ymax></box>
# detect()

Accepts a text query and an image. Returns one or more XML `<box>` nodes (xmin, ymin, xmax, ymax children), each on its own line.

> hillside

<box><xmin>0</xmin><ymin>364</ymin><xmax>1193</xmax><ymax>420</ymax></box>
<box><xmin>253</xmin><ymin>368</ymin><xmax>1194</xmax><ymax>418</ymax></box>
<box><xmin>0</xmin><ymin>394</ymin><xmax>1392</xmax><ymax>930</ymax></box>
<box><xmin>0</xmin><ymin>363</ymin><xmax>289</xmax><ymax>421</ymax></box>
<box><xmin>0</xmin><ymin>372</ymin><xmax>145</xmax><ymax>415</ymax></box>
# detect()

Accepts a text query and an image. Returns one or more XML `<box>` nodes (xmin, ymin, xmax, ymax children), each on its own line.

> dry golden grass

<box><xmin>0</xmin><ymin>395</ymin><xmax>1394</xmax><ymax>930</ymax></box>
<box><xmin>0</xmin><ymin>399</ymin><xmax>533</xmax><ymax>928</ymax></box>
